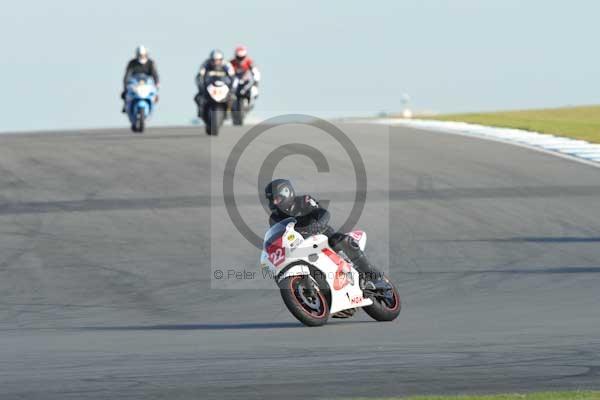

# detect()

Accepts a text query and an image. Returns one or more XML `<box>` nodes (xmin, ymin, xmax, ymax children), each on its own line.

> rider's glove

<box><xmin>305</xmin><ymin>223</ymin><xmax>320</xmax><ymax>237</ymax></box>
<box><xmin>308</xmin><ymin>220</ymin><xmax>328</xmax><ymax>236</ymax></box>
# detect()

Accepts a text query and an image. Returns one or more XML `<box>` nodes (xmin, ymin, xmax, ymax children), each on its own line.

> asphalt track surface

<box><xmin>0</xmin><ymin>123</ymin><xmax>599</xmax><ymax>399</ymax></box>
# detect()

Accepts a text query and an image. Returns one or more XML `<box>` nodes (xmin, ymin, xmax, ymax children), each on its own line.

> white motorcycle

<box><xmin>231</xmin><ymin>70</ymin><xmax>258</xmax><ymax>126</ymax></box>
<box><xmin>260</xmin><ymin>217</ymin><xmax>401</xmax><ymax>326</ymax></box>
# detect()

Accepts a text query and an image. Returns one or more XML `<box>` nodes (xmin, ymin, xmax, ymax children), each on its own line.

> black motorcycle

<box><xmin>199</xmin><ymin>74</ymin><xmax>232</xmax><ymax>136</ymax></box>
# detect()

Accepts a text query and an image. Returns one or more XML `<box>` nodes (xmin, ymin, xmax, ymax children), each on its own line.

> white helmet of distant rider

<box><xmin>136</xmin><ymin>45</ymin><xmax>149</xmax><ymax>64</ymax></box>
<box><xmin>210</xmin><ymin>49</ymin><xmax>224</xmax><ymax>66</ymax></box>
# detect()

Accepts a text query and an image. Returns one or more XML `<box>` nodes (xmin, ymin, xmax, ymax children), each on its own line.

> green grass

<box><xmin>422</xmin><ymin>105</ymin><xmax>600</xmax><ymax>144</ymax></box>
<box><xmin>350</xmin><ymin>391</ymin><xmax>600</xmax><ymax>400</ymax></box>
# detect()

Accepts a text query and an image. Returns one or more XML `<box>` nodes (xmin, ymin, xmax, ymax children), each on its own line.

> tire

<box><xmin>135</xmin><ymin>108</ymin><xmax>145</xmax><ymax>133</ymax></box>
<box><xmin>232</xmin><ymin>98</ymin><xmax>245</xmax><ymax>126</ymax></box>
<box><xmin>363</xmin><ymin>275</ymin><xmax>401</xmax><ymax>322</ymax></box>
<box><xmin>208</xmin><ymin>107</ymin><xmax>224</xmax><ymax>136</ymax></box>
<box><xmin>129</xmin><ymin>107</ymin><xmax>137</xmax><ymax>133</ymax></box>
<box><xmin>279</xmin><ymin>273</ymin><xmax>330</xmax><ymax>327</ymax></box>
<box><xmin>202</xmin><ymin>106</ymin><xmax>211</xmax><ymax>135</ymax></box>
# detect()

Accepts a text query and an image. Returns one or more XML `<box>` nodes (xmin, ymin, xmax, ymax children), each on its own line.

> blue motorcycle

<box><xmin>125</xmin><ymin>73</ymin><xmax>158</xmax><ymax>133</ymax></box>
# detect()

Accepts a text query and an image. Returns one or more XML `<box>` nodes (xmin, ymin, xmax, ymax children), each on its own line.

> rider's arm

<box><xmin>150</xmin><ymin>60</ymin><xmax>160</xmax><ymax>86</ymax></box>
<box><xmin>248</xmin><ymin>59</ymin><xmax>261</xmax><ymax>83</ymax></box>
<box><xmin>313</xmin><ymin>208</ymin><xmax>334</xmax><ymax>236</ymax></box>
<box><xmin>196</xmin><ymin>63</ymin><xmax>208</xmax><ymax>88</ymax></box>
<box><xmin>251</xmin><ymin>66</ymin><xmax>261</xmax><ymax>83</ymax></box>
<box><xmin>123</xmin><ymin>60</ymin><xmax>135</xmax><ymax>87</ymax></box>
<box><xmin>294</xmin><ymin>208</ymin><xmax>332</xmax><ymax>238</ymax></box>
<box><xmin>225</xmin><ymin>63</ymin><xmax>235</xmax><ymax>78</ymax></box>
<box><xmin>294</xmin><ymin>196</ymin><xmax>333</xmax><ymax>237</ymax></box>
<box><xmin>314</xmin><ymin>207</ymin><xmax>331</xmax><ymax>228</ymax></box>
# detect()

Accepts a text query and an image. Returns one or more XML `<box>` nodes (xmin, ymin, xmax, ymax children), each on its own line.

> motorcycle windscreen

<box><xmin>127</xmin><ymin>73</ymin><xmax>155</xmax><ymax>87</ymax></box>
<box><xmin>263</xmin><ymin>217</ymin><xmax>296</xmax><ymax>251</ymax></box>
<box><xmin>135</xmin><ymin>84</ymin><xmax>153</xmax><ymax>98</ymax></box>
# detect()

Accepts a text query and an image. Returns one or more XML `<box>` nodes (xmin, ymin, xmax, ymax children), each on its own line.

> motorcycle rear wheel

<box><xmin>279</xmin><ymin>274</ymin><xmax>330</xmax><ymax>327</ymax></box>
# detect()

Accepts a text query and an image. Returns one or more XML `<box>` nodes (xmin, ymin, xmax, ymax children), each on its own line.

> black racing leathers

<box><xmin>269</xmin><ymin>195</ymin><xmax>382</xmax><ymax>281</ymax></box>
<box><xmin>123</xmin><ymin>59</ymin><xmax>160</xmax><ymax>87</ymax></box>
<box><xmin>194</xmin><ymin>61</ymin><xmax>235</xmax><ymax>111</ymax></box>
<box><xmin>121</xmin><ymin>59</ymin><xmax>160</xmax><ymax>102</ymax></box>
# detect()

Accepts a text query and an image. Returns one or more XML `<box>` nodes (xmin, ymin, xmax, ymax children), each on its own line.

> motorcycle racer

<box><xmin>230</xmin><ymin>45</ymin><xmax>260</xmax><ymax>105</ymax></box>
<box><xmin>264</xmin><ymin>179</ymin><xmax>383</xmax><ymax>283</ymax></box>
<box><xmin>230</xmin><ymin>45</ymin><xmax>261</xmax><ymax>82</ymax></box>
<box><xmin>194</xmin><ymin>49</ymin><xmax>235</xmax><ymax>116</ymax></box>
<box><xmin>121</xmin><ymin>45</ymin><xmax>160</xmax><ymax>113</ymax></box>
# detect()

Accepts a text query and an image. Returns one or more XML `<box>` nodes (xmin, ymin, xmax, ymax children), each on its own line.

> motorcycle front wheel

<box><xmin>134</xmin><ymin>108</ymin><xmax>145</xmax><ymax>133</ymax></box>
<box><xmin>232</xmin><ymin>98</ymin><xmax>247</xmax><ymax>126</ymax></box>
<box><xmin>363</xmin><ymin>275</ymin><xmax>401</xmax><ymax>322</ymax></box>
<box><xmin>206</xmin><ymin>107</ymin><xmax>225</xmax><ymax>136</ymax></box>
<box><xmin>279</xmin><ymin>274</ymin><xmax>330</xmax><ymax>327</ymax></box>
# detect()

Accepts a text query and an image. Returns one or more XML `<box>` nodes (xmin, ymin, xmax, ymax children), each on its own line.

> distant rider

<box><xmin>230</xmin><ymin>45</ymin><xmax>261</xmax><ymax>105</ymax></box>
<box><xmin>121</xmin><ymin>45</ymin><xmax>160</xmax><ymax>113</ymax></box>
<box><xmin>264</xmin><ymin>179</ymin><xmax>383</xmax><ymax>283</ymax></box>
<box><xmin>194</xmin><ymin>49</ymin><xmax>235</xmax><ymax>116</ymax></box>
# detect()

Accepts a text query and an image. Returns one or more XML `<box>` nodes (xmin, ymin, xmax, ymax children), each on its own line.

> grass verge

<box><xmin>422</xmin><ymin>105</ymin><xmax>600</xmax><ymax>143</ymax></box>
<box><xmin>350</xmin><ymin>391</ymin><xmax>600</xmax><ymax>400</ymax></box>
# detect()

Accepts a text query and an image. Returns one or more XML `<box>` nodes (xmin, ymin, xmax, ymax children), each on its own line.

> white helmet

<box><xmin>136</xmin><ymin>45</ymin><xmax>149</xmax><ymax>63</ymax></box>
<box><xmin>209</xmin><ymin>49</ymin><xmax>224</xmax><ymax>66</ymax></box>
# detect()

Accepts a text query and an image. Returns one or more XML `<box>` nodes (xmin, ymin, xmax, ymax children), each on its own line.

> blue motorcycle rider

<box><xmin>121</xmin><ymin>45</ymin><xmax>160</xmax><ymax>113</ymax></box>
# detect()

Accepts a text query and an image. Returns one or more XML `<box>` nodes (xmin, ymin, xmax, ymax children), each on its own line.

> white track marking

<box><xmin>364</xmin><ymin>119</ymin><xmax>600</xmax><ymax>170</ymax></box>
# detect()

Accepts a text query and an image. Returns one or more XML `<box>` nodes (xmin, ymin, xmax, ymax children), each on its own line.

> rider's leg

<box><xmin>249</xmin><ymin>85</ymin><xmax>259</xmax><ymax>108</ymax></box>
<box><xmin>194</xmin><ymin>92</ymin><xmax>204</xmax><ymax>118</ymax></box>
<box><xmin>329</xmin><ymin>233</ymin><xmax>382</xmax><ymax>282</ymax></box>
<box><xmin>121</xmin><ymin>90</ymin><xmax>127</xmax><ymax>113</ymax></box>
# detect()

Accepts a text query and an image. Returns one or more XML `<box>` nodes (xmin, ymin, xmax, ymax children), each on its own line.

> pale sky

<box><xmin>0</xmin><ymin>0</ymin><xmax>598</xmax><ymax>132</ymax></box>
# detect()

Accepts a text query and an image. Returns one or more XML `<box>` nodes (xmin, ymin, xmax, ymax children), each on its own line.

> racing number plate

<box><xmin>266</xmin><ymin>237</ymin><xmax>285</xmax><ymax>267</ymax></box>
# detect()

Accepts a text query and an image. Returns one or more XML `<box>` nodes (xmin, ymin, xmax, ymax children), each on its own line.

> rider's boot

<box><xmin>194</xmin><ymin>93</ymin><xmax>205</xmax><ymax>118</ymax></box>
<box><xmin>350</xmin><ymin>252</ymin><xmax>383</xmax><ymax>283</ymax></box>
<box><xmin>329</xmin><ymin>233</ymin><xmax>388</xmax><ymax>318</ymax></box>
